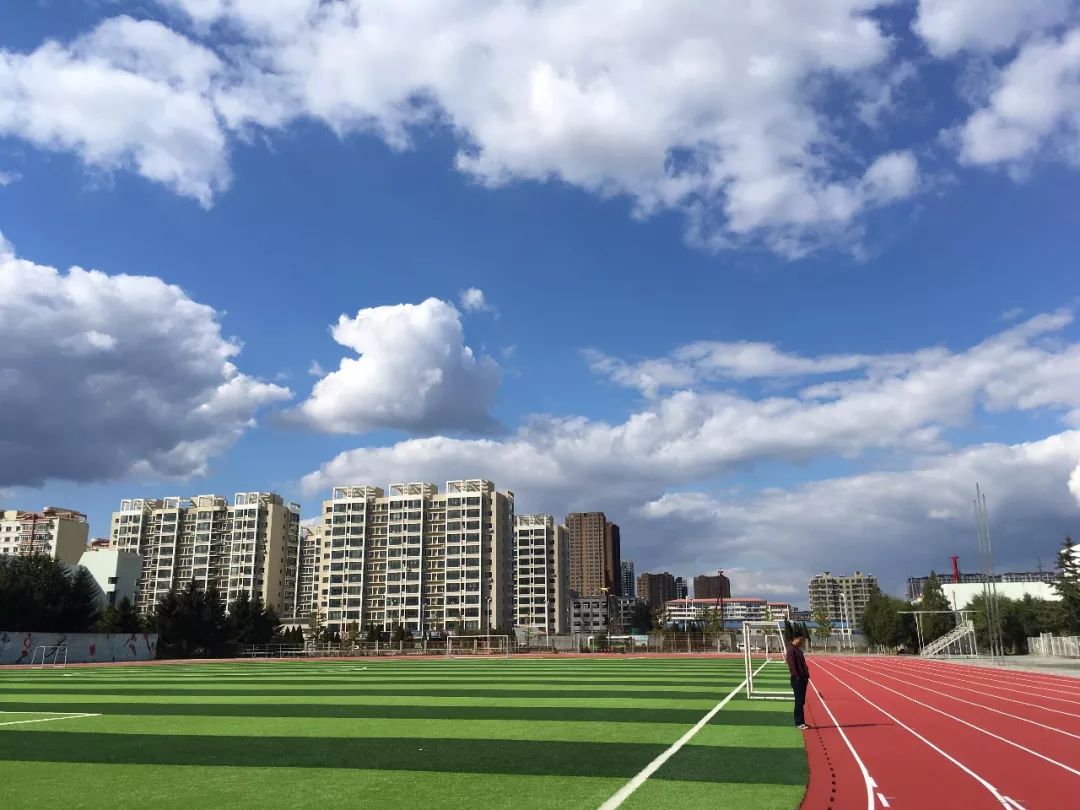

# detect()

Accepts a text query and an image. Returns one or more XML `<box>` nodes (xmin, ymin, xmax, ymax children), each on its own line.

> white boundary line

<box><xmin>828</xmin><ymin>659</ymin><xmax>1080</xmax><ymax>778</ymax></box>
<box><xmin>816</xmin><ymin>661</ymin><xmax>1014</xmax><ymax>808</ymax></box>
<box><xmin>808</xmin><ymin>679</ymin><xmax>878</xmax><ymax>810</ymax></box>
<box><xmin>904</xmin><ymin>658</ymin><xmax>1080</xmax><ymax>694</ymax></box>
<box><xmin>872</xmin><ymin>659</ymin><xmax>1080</xmax><ymax>720</ymax></box>
<box><xmin>597</xmin><ymin>660</ymin><xmax>770</xmax><ymax>810</ymax></box>
<box><xmin>0</xmin><ymin>713</ymin><xmax>100</xmax><ymax>727</ymax></box>
<box><xmin>882</xmin><ymin>659</ymin><xmax>1080</xmax><ymax>707</ymax></box>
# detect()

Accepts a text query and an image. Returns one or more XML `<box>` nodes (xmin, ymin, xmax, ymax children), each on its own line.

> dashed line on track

<box><xmin>809</xmin><ymin>678</ymin><xmax>878</xmax><ymax>810</ymax></box>
<box><xmin>816</xmin><ymin>660</ymin><xmax>1015</xmax><ymax>808</ymax></box>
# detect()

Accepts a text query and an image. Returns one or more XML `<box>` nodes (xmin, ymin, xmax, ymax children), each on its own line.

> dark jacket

<box><xmin>785</xmin><ymin>643</ymin><xmax>809</xmax><ymax>679</ymax></box>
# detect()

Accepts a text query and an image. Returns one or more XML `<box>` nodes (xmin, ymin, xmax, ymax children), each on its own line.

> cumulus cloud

<box><xmin>0</xmin><ymin>16</ymin><xmax>229</xmax><ymax>204</ymax></box>
<box><xmin>459</xmin><ymin>287</ymin><xmax>493</xmax><ymax>314</ymax></box>
<box><xmin>0</xmin><ymin>232</ymin><xmax>290</xmax><ymax>488</ymax></box>
<box><xmin>914</xmin><ymin>0</ymin><xmax>1075</xmax><ymax>56</ymax></box>
<box><xmin>291</xmin><ymin>297</ymin><xmax>500</xmax><ymax>434</ymax></box>
<box><xmin>303</xmin><ymin>310</ymin><xmax>1080</xmax><ymax>594</ymax></box>
<box><xmin>0</xmin><ymin>2</ymin><xmax>929</xmax><ymax>254</ymax></box>
<box><xmin>0</xmin><ymin>171</ymin><xmax>19</xmax><ymax>187</ymax></box>
<box><xmin>956</xmin><ymin>29</ymin><xmax>1080</xmax><ymax>169</ymax></box>
<box><xmin>639</xmin><ymin>431</ymin><xmax>1080</xmax><ymax>596</ymax></box>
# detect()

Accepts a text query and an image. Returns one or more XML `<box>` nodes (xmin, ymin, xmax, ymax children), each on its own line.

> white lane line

<box><xmin>816</xmin><ymin>661</ymin><xmax>1013</xmax><ymax>808</ymax></box>
<box><xmin>829</xmin><ymin>659</ymin><xmax>1080</xmax><ymax>778</ymax></box>
<box><xmin>904</xmin><ymin>660</ymin><xmax>1080</xmax><ymax>696</ymax></box>
<box><xmin>0</xmin><ymin>713</ymin><xmax>100</xmax><ymax>727</ymax></box>
<box><xmin>597</xmin><ymin>661</ymin><xmax>769</xmax><ymax>810</ymax></box>
<box><xmin>877</xmin><ymin>792</ymin><xmax>890</xmax><ymax>807</ymax></box>
<box><xmin>851</xmin><ymin>661</ymin><xmax>1080</xmax><ymax>741</ymax></box>
<box><xmin>884</xmin><ymin>661</ymin><xmax>1080</xmax><ymax>708</ymax></box>
<box><xmin>808</xmin><ymin>678</ymin><xmax>877</xmax><ymax>810</ymax></box>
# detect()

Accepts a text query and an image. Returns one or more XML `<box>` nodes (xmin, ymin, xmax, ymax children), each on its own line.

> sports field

<box><xmin>0</xmin><ymin>656</ymin><xmax>805</xmax><ymax>809</ymax></box>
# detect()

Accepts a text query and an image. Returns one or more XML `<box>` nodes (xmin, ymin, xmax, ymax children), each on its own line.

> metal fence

<box><xmin>1027</xmin><ymin>634</ymin><xmax>1080</xmax><ymax>658</ymax></box>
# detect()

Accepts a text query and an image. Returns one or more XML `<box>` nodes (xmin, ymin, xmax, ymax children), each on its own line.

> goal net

<box><xmin>30</xmin><ymin>645</ymin><xmax>68</xmax><ymax>668</ymax></box>
<box><xmin>446</xmin><ymin>635</ymin><xmax>512</xmax><ymax>658</ymax></box>
<box><xmin>742</xmin><ymin>621</ymin><xmax>792</xmax><ymax>700</ymax></box>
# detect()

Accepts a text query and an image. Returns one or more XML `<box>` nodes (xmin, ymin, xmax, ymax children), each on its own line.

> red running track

<box><xmin>800</xmin><ymin>655</ymin><xmax>1080</xmax><ymax>809</ymax></box>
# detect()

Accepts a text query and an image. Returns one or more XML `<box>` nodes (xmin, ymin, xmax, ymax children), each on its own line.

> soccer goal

<box><xmin>30</xmin><ymin>645</ymin><xmax>68</xmax><ymax>668</ymax></box>
<box><xmin>445</xmin><ymin>635</ymin><xmax>512</xmax><ymax>658</ymax></box>
<box><xmin>742</xmin><ymin>621</ymin><xmax>792</xmax><ymax>700</ymax></box>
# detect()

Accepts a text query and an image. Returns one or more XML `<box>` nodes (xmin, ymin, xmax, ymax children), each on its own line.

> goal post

<box><xmin>445</xmin><ymin>635</ymin><xmax>512</xmax><ymax>658</ymax></box>
<box><xmin>30</xmin><ymin>645</ymin><xmax>68</xmax><ymax>668</ymax></box>
<box><xmin>742</xmin><ymin>621</ymin><xmax>792</xmax><ymax>700</ymax></box>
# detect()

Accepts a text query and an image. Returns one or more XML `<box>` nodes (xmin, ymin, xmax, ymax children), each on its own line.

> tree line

<box><xmin>0</xmin><ymin>554</ymin><xmax>282</xmax><ymax>657</ymax></box>
<box><xmin>859</xmin><ymin>537</ymin><xmax>1080</xmax><ymax>654</ymax></box>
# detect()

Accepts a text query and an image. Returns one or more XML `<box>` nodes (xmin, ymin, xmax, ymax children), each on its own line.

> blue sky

<box><xmin>2</xmin><ymin>1</ymin><xmax>1080</xmax><ymax>601</ymax></box>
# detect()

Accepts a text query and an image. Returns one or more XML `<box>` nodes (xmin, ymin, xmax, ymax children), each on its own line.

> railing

<box><xmin>1027</xmin><ymin>634</ymin><xmax>1080</xmax><ymax>658</ymax></box>
<box><xmin>921</xmin><ymin>620</ymin><xmax>976</xmax><ymax>657</ymax></box>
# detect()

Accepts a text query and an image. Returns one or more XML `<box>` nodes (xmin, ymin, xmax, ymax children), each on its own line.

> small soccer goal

<box><xmin>742</xmin><ymin>621</ymin><xmax>792</xmax><ymax>700</ymax></box>
<box><xmin>445</xmin><ymin>635</ymin><xmax>512</xmax><ymax>658</ymax></box>
<box><xmin>30</xmin><ymin>645</ymin><xmax>68</xmax><ymax>668</ymax></box>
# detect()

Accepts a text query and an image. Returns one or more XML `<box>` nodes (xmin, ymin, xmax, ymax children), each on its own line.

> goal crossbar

<box><xmin>30</xmin><ymin>645</ymin><xmax>68</xmax><ymax>668</ymax></box>
<box><xmin>743</xmin><ymin>621</ymin><xmax>792</xmax><ymax>700</ymax></box>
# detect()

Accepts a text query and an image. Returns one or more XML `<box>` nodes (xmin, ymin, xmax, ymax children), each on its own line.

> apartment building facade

<box><xmin>664</xmin><ymin>597</ymin><xmax>792</xmax><ymax>627</ymax></box>
<box><xmin>675</xmin><ymin>576</ymin><xmax>688</xmax><ymax>599</ymax></box>
<box><xmin>565</xmin><ymin>512</ymin><xmax>621</xmax><ymax>598</ymax></box>
<box><xmin>693</xmin><ymin>572</ymin><xmax>731</xmax><ymax>600</ymax></box>
<box><xmin>637</xmin><ymin>571</ymin><xmax>678</xmax><ymax>608</ymax></box>
<box><xmin>513</xmin><ymin>514</ymin><xmax>569</xmax><ymax>634</ymax></box>
<box><xmin>111</xmin><ymin>492</ymin><xmax>300</xmax><ymax>615</ymax></box>
<box><xmin>282</xmin><ymin>523</ymin><xmax>322</xmax><ymax>622</ymax></box>
<box><xmin>808</xmin><ymin>571</ymin><xmax>879</xmax><ymax>626</ymax></box>
<box><xmin>318</xmin><ymin>480</ymin><xmax>514</xmax><ymax>636</ymax></box>
<box><xmin>0</xmin><ymin>506</ymin><xmax>88</xmax><ymax>564</ymax></box>
<box><xmin>620</xmin><ymin>560</ymin><xmax>635</xmax><ymax>599</ymax></box>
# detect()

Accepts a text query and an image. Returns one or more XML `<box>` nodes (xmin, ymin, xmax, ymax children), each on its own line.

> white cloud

<box><xmin>291</xmin><ymin>297</ymin><xmax>500</xmax><ymax>434</ymax></box>
<box><xmin>0</xmin><ymin>170</ymin><xmax>19</xmax><ymax>187</ymax></box>
<box><xmin>307</xmin><ymin>360</ymin><xmax>325</xmax><ymax>377</ymax></box>
<box><xmin>0</xmin><ymin>232</ymin><xmax>290</xmax><ymax>488</ymax></box>
<box><xmin>459</xmin><ymin>287</ymin><xmax>493</xmax><ymax>314</ymax></box>
<box><xmin>956</xmin><ymin>29</ymin><xmax>1080</xmax><ymax>169</ymax></box>
<box><xmin>914</xmin><ymin>0</ymin><xmax>1075</xmax><ymax>56</ymax></box>
<box><xmin>0</xmin><ymin>16</ymin><xmax>229</xmax><ymax>205</ymax></box>
<box><xmin>639</xmin><ymin>431</ymin><xmax>1080</xmax><ymax>596</ymax></box>
<box><xmin>3</xmin><ymin>2</ymin><xmax>926</xmax><ymax>254</ymax></box>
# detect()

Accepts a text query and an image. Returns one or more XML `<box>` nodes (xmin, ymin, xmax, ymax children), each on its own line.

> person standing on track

<box><xmin>785</xmin><ymin>632</ymin><xmax>811</xmax><ymax>730</ymax></box>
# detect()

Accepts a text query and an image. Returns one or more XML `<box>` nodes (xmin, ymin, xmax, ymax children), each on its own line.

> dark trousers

<box><xmin>791</xmin><ymin>676</ymin><xmax>809</xmax><ymax>726</ymax></box>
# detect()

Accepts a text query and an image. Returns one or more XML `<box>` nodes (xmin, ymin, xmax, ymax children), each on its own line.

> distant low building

<box><xmin>78</xmin><ymin>547</ymin><xmax>142</xmax><ymax>608</ymax></box>
<box><xmin>664</xmin><ymin>597</ymin><xmax>790</xmax><ymax>627</ymax></box>
<box><xmin>0</xmin><ymin>506</ymin><xmax>89</xmax><ymax>565</ymax></box>
<box><xmin>923</xmin><ymin>581</ymin><xmax>1061</xmax><ymax>609</ymax></box>
<box><xmin>907</xmin><ymin>570</ymin><xmax>1057</xmax><ymax>600</ymax></box>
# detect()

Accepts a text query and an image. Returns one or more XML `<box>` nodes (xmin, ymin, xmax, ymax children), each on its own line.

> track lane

<box><xmin>894</xmin><ymin>659</ymin><xmax>1080</xmax><ymax>708</ymax></box>
<box><xmin>819</xmin><ymin>657</ymin><xmax>1080</xmax><ymax>807</ymax></box>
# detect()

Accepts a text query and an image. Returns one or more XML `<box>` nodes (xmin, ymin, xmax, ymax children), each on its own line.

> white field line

<box><xmin>893</xmin><ymin>660</ymin><xmax>1080</xmax><ymax>707</ymax></box>
<box><xmin>0</xmin><ymin>712</ymin><xmax>100</xmax><ymax>728</ymax></box>
<box><xmin>816</xmin><ymin>661</ymin><xmax>1013</xmax><ymax>808</ymax></box>
<box><xmin>903</xmin><ymin>659</ymin><xmax>1080</xmax><ymax>694</ymax></box>
<box><xmin>828</xmin><ymin>659</ymin><xmax>1080</xmax><ymax>778</ymax></box>
<box><xmin>808</xmin><ymin>678</ymin><xmax>877</xmax><ymax>810</ymax></box>
<box><xmin>871</xmin><ymin>660</ymin><xmax>1080</xmax><ymax>721</ymax></box>
<box><xmin>597</xmin><ymin>660</ymin><xmax>770</xmax><ymax>810</ymax></box>
<box><xmin>852</xmin><ymin>661</ymin><xmax>1080</xmax><ymax>741</ymax></box>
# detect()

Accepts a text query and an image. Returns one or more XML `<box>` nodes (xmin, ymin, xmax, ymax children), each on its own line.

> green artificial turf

<box><xmin>0</xmin><ymin>657</ymin><xmax>806</xmax><ymax>809</ymax></box>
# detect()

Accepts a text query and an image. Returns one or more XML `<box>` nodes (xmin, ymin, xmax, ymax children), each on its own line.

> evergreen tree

<box><xmin>365</xmin><ymin>623</ymin><xmax>380</xmax><ymax>643</ymax></box>
<box><xmin>227</xmin><ymin>591</ymin><xmax>256</xmax><ymax>646</ymax></box>
<box><xmin>250</xmin><ymin>595</ymin><xmax>280</xmax><ymax>645</ymax></box>
<box><xmin>116</xmin><ymin>597</ymin><xmax>142</xmax><ymax>634</ymax></box>
<box><xmin>0</xmin><ymin>554</ymin><xmax>71</xmax><ymax>631</ymax></box>
<box><xmin>1052</xmin><ymin>536</ymin><xmax>1080</xmax><ymax>634</ymax></box>
<box><xmin>919</xmin><ymin>572</ymin><xmax>955</xmax><ymax>641</ymax></box>
<box><xmin>61</xmin><ymin>566</ymin><xmax>100</xmax><ymax>632</ymax></box>
<box><xmin>811</xmin><ymin>604</ymin><xmax>833</xmax><ymax>644</ymax></box>
<box><xmin>94</xmin><ymin>605</ymin><xmax>121</xmax><ymax>634</ymax></box>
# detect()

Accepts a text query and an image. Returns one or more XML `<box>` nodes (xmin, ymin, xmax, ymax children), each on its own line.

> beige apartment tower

<box><xmin>282</xmin><ymin>523</ymin><xmax>322</xmax><ymax>622</ymax></box>
<box><xmin>318</xmin><ymin>480</ymin><xmax>514</xmax><ymax>635</ymax></box>
<box><xmin>111</xmin><ymin>492</ymin><xmax>300</xmax><ymax>615</ymax></box>
<box><xmin>808</xmin><ymin>571</ymin><xmax>879</xmax><ymax>626</ymax></box>
<box><xmin>514</xmin><ymin>514</ymin><xmax>570</xmax><ymax>634</ymax></box>
<box><xmin>0</xmin><ymin>506</ymin><xmax>89</xmax><ymax>564</ymax></box>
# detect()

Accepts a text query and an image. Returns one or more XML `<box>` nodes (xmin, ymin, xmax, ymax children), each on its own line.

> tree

<box><xmin>152</xmin><ymin>580</ymin><xmax>229</xmax><ymax>658</ymax></box>
<box><xmin>811</xmin><ymin>604</ymin><xmax>833</xmax><ymax>646</ymax></box>
<box><xmin>0</xmin><ymin>554</ymin><xmax>82</xmax><ymax>631</ymax></box>
<box><xmin>920</xmin><ymin>572</ymin><xmax>955</xmax><ymax>641</ymax></box>
<box><xmin>860</xmin><ymin>591</ymin><xmax>915</xmax><ymax>650</ymax></box>
<box><xmin>628</xmin><ymin>600</ymin><xmax>651</xmax><ymax>634</ymax></box>
<box><xmin>702</xmin><ymin>607</ymin><xmax>725</xmax><ymax>649</ymax></box>
<box><xmin>115</xmin><ymin>597</ymin><xmax>142</xmax><ymax>634</ymax></box>
<box><xmin>60</xmin><ymin>566</ymin><xmax>101</xmax><ymax>632</ymax></box>
<box><xmin>364</xmin><ymin>623</ymin><xmax>381</xmax><ymax>643</ymax></box>
<box><xmin>227</xmin><ymin>591</ymin><xmax>255</xmax><ymax>646</ymax></box>
<box><xmin>344</xmin><ymin>622</ymin><xmax>360</xmax><ymax>648</ymax></box>
<box><xmin>307</xmin><ymin>609</ymin><xmax>327</xmax><ymax>645</ymax></box>
<box><xmin>1053</xmin><ymin>536</ymin><xmax>1080</xmax><ymax>634</ymax></box>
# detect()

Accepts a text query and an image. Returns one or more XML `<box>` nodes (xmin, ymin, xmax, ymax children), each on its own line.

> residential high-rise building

<box><xmin>282</xmin><ymin>523</ymin><xmax>322</xmax><ymax>622</ymax></box>
<box><xmin>565</xmin><ymin>512</ymin><xmax>620</xmax><ymax>598</ymax></box>
<box><xmin>694</xmin><ymin>572</ymin><xmax>731</xmax><ymax>600</ymax></box>
<box><xmin>514</xmin><ymin>514</ymin><xmax>569</xmax><ymax>634</ymax></box>
<box><xmin>620</xmin><ymin>560</ymin><xmax>636</xmax><ymax>599</ymax></box>
<box><xmin>0</xmin><ymin>506</ymin><xmax>88</xmax><ymax>564</ymax></box>
<box><xmin>637</xmin><ymin>571</ymin><xmax>677</xmax><ymax>608</ymax></box>
<box><xmin>318</xmin><ymin>480</ymin><xmax>514</xmax><ymax>636</ymax></box>
<box><xmin>674</xmin><ymin>576</ymin><xmax>688</xmax><ymax>599</ymax></box>
<box><xmin>808</xmin><ymin>571</ymin><xmax>878</xmax><ymax>626</ymax></box>
<box><xmin>111</xmin><ymin>492</ymin><xmax>300</xmax><ymax>615</ymax></box>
